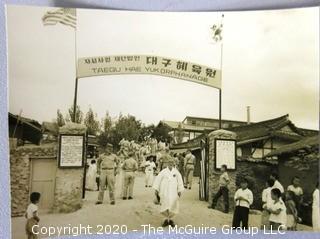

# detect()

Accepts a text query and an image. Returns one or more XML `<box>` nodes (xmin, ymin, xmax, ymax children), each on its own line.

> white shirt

<box><xmin>219</xmin><ymin>172</ymin><xmax>230</xmax><ymax>187</ymax></box>
<box><xmin>272</xmin><ymin>180</ymin><xmax>284</xmax><ymax>193</ymax></box>
<box><xmin>26</xmin><ymin>203</ymin><xmax>38</xmax><ymax>219</ymax></box>
<box><xmin>287</xmin><ymin>185</ymin><xmax>303</xmax><ymax>196</ymax></box>
<box><xmin>234</xmin><ymin>188</ymin><xmax>253</xmax><ymax>208</ymax></box>
<box><xmin>145</xmin><ymin>161</ymin><xmax>156</xmax><ymax>173</ymax></box>
<box><xmin>262</xmin><ymin>187</ymin><xmax>273</xmax><ymax>208</ymax></box>
<box><xmin>269</xmin><ymin>200</ymin><xmax>287</xmax><ymax>225</ymax></box>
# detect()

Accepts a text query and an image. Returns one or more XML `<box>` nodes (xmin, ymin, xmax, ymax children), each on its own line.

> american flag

<box><xmin>42</xmin><ymin>8</ymin><xmax>76</xmax><ymax>29</ymax></box>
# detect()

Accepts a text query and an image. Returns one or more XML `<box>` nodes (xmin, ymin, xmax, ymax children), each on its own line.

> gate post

<box><xmin>53</xmin><ymin>123</ymin><xmax>87</xmax><ymax>213</ymax></box>
<box><xmin>207</xmin><ymin>129</ymin><xmax>237</xmax><ymax>209</ymax></box>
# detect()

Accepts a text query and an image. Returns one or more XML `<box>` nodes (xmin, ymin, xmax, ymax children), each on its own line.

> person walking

<box><xmin>208</xmin><ymin>164</ymin><xmax>230</xmax><ymax>213</ymax></box>
<box><xmin>96</xmin><ymin>144</ymin><xmax>119</xmax><ymax>205</ymax></box>
<box><xmin>144</xmin><ymin>157</ymin><xmax>156</xmax><ymax>187</ymax></box>
<box><xmin>184</xmin><ymin>150</ymin><xmax>196</xmax><ymax>189</ymax></box>
<box><xmin>153</xmin><ymin>158</ymin><xmax>184</xmax><ymax>227</ymax></box>
<box><xmin>122</xmin><ymin>152</ymin><xmax>138</xmax><ymax>200</ymax></box>
<box><xmin>158</xmin><ymin>148</ymin><xmax>172</xmax><ymax>171</ymax></box>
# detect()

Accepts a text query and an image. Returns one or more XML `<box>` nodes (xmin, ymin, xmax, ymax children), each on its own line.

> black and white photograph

<box><xmin>6</xmin><ymin>5</ymin><xmax>319</xmax><ymax>238</ymax></box>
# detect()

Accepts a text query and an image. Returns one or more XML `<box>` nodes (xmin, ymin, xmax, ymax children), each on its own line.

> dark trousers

<box><xmin>232</xmin><ymin>206</ymin><xmax>249</xmax><ymax>229</ymax></box>
<box><xmin>96</xmin><ymin>177</ymin><xmax>100</xmax><ymax>191</ymax></box>
<box><xmin>211</xmin><ymin>186</ymin><xmax>229</xmax><ymax>212</ymax></box>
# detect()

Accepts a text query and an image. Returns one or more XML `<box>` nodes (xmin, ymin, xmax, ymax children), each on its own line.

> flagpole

<box><xmin>218</xmin><ymin>14</ymin><xmax>224</xmax><ymax>130</ymax></box>
<box><xmin>72</xmin><ymin>17</ymin><xmax>78</xmax><ymax>123</ymax></box>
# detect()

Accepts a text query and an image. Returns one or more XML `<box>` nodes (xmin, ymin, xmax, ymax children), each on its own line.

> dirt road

<box><xmin>11</xmin><ymin>172</ymin><xmax>311</xmax><ymax>238</ymax></box>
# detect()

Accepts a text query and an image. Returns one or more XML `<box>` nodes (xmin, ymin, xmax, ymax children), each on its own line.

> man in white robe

<box><xmin>153</xmin><ymin>157</ymin><xmax>184</xmax><ymax>227</ymax></box>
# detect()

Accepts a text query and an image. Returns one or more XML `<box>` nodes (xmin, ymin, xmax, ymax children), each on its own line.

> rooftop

<box><xmin>264</xmin><ymin>135</ymin><xmax>319</xmax><ymax>157</ymax></box>
<box><xmin>160</xmin><ymin>120</ymin><xmax>216</xmax><ymax>132</ymax></box>
<box><xmin>183</xmin><ymin>115</ymin><xmax>248</xmax><ymax>124</ymax></box>
<box><xmin>227</xmin><ymin>114</ymin><xmax>304</xmax><ymax>142</ymax></box>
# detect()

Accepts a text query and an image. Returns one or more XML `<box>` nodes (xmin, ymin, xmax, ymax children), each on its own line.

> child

<box><xmin>25</xmin><ymin>192</ymin><xmax>41</xmax><ymax>239</ymax></box>
<box><xmin>264</xmin><ymin>188</ymin><xmax>287</xmax><ymax>230</ymax></box>
<box><xmin>232</xmin><ymin>178</ymin><xmax>253</xmax><ymax>229</ymax></box>
<box><xmin>287</xmin><ymin>176</ymin><xmax>303</xmax><ymax>215</ymax></box>
<box><xmin>144</xmin><ymin>157</ymin><xmax>156</xmax><ymax>187</ymax></box>
<box><xmin>208</xmin><ymin>164</ymin><xmax>230</xmax><ymax>213</ymax></box>
<box><xmin>261</xmin><ymin>179</ymin><xmax>274</xmax><ymax>229</ymax></box>
<box><xmin>285</xmin><ymin>190</ymin><xmax>299</xmax><ymax>230</ymax></box>
<box><xmin>312</xmin><ymin>182</ymin><xmax>320</xmax><ymax>231</ymax></box>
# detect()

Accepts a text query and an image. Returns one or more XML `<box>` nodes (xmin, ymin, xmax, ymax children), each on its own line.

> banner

<box><xmin>77</xmin><ymin>55</ymin><xmax>221</xmax><ymax>89</ymax></box>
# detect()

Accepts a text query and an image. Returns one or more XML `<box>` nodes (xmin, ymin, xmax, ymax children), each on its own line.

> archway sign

<box><xmin>77</xmin><ymin>55</ymin><xmax>221</xmax><ymax>89</ymax></box>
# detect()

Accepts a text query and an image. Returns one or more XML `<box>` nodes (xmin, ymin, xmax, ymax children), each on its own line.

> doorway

<box><xmin>30</xmin><ymin>157</ymin><xmax>57</xmax><ymax>211</ymax></box>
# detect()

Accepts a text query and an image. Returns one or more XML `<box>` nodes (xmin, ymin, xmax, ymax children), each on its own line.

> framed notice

<box><xmin>58</xmin><ymin>134</ymin><xmax>85</xmax><ymax>168</ymax></box>
<box><xmin>214</xmin><ymin>139</ymin><xmax>236</xmax><ymax>170</ymax></box>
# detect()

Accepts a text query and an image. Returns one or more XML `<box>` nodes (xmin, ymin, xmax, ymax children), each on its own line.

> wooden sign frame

<box><xmin>58</xmin><ymin>134</ymin><xmax>85</xmax><ymax>168</ymax></box>
<box><xmin>214</xmin><ymin>138</ymin><xmax>237</xmax><ymax>171</ymax></box>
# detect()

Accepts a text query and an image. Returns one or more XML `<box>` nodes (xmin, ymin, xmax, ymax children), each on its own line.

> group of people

<box><xmin>24</xmin><ymin>141</ymin><xmax>319</xmax><ymax>238</ymax></box>
<box><xmin>208</xmin><ymin>166</ymin><xmax>320</xmax><ymax>231</ymax></box>
<box><xmin>90</xmin><ymin>141</ymin><xmax>197</xmax><ymax>227</ymax></box>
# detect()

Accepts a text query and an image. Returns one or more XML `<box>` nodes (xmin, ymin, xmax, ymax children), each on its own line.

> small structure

<box><xmin>157</xmin><ymin>116</ymin><xmax>247</xmax><ymax>144</ymax></box>
<box><xmin>10</xmin><ymin>122</ymin><xmax>87</xmax><ymax>216</ymax></box>
<box><xmin>41</xmin><ymin>121</ymin><xmax>59</xmax><ymax>143</ymax></box>
<box><xmin>8</xmin><ymin>113</ymin><xmax>42</xmax><ymax>147</ymax></box>
<box><xmin>231</xmin><ymin>114</ymin><xmax>308</xmax><ymax>160</ymax></box>
<box><xmin>170</xmin><ymin>114</ymin><xmax>318</xmax><ymax>211</ymax></box>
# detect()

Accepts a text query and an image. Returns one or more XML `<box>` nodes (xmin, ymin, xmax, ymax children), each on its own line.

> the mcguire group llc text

<box><xmin>31</xmin><ymin>224</ymin><xmax>286</xmax><ymax>237</ymax></box>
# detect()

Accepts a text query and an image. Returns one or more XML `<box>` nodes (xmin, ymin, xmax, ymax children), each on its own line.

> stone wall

<box><xmin>207</xmin><ymin>130</ymin><xmax>276</xmax><ymax>211</ymax></box>
<box><xmin>52</xmin><ymin>123</ymin><xmax>86</xmax><ymax>213</ymax></box>
<box><xmin>10</xmin><ymin>144</ymin><xmax>57</xmax><ymax>217</ymax></box>
<box><xmin>53</xmin><ymin>169</ymin><xmax>84</xmax><ymax>213</ymax></box>
<box><xmin>10</xmin><ymin>123</ymin><xmax>87</xmax><ymax>216</ymax></box>
<box><xmin>207</xmin><ymin>130</ymin><xmax>237</xmax><ymax>210</ymax></box>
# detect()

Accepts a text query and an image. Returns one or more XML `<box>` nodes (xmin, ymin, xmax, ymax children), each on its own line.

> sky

<box><xmin>7</xmin><ymin>5</ymin><xmax>319</xmax><ymax>129</ymax></box>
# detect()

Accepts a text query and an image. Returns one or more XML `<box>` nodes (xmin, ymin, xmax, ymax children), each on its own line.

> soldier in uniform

<box><xmin>96</xmin><ymin>143</ymin><xmax>119</xmax><ymax>205</ymax></box>
<box><xmin>158</xmin><ymin>148</ymin><xmax>172</xmax><ymax>171</ymax></box>
<box><xmin>184</xmin><ymin>150</ymin><xmax>196</xmax><ymax>190</ymax></box>
<box><xmin>122</xmin><ymin>151</ymin><xmax>138</xmax><ymax>200</ymax></box>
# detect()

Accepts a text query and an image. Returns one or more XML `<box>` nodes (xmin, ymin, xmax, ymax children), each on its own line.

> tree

<box><xmin>139</xmin><ymin>124</ymin><xmax>155</xmax><ymax>142</ymax></box>
<box><xmin>98</xmin><ymin>112</ymin><xmax>113</xmax><ymax>147</ymax></box>
<box><xmin>66</xmin><ymin>105</ymin><xmax>83</xmax><ymax>123</ymax></box>
<box><xmin>102</xmin><ymin>111</ymin><xmax>112</xmax><ymax>135</ymax></box>
<box><xmin>111</xmin><ymin>114</ymin><xmax>142</xmax><ymax>148</ymax></box>
<box><xmin>84</xmin><ymin>107</ymin><xmax>100</xmax><ymax>135</ymax></box>
<box><xmin>152</xmin><ymin>122</ymin><xmax>172</xmax><ymax>143</ymax></box>
<box><xmin>56</xmin><ymin>109</ymin><xmax>65</xmax><ymax>127</ymax></box>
